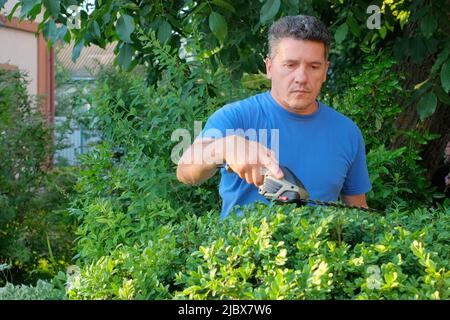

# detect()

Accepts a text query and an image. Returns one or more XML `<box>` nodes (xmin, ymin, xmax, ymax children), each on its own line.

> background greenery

<box><xmin>0</xmin><ymin>69</ymin><xmax>77</xmax><ymax>286</ymax></box>
<box><xmin>0</xmin><ymin>0</ymin><xmax>448</xmax><ymax>299</ymax></box>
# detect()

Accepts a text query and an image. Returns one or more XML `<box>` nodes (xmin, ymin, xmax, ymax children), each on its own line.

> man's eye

<box><xmin>312</xmin><ymin>65</ymin><xmax>320</xmax><ymax>69</ymax></box>
<box><xmin>285</xmin><ymin>64</ymin><xmax>295</xmax><ymax>68</ymax></box>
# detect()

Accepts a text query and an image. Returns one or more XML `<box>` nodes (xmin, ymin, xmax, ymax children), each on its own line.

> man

<box><xmin>177</xmin><ymin>15</ymin><xmax>372</xmax><ymax>219</ymax></box>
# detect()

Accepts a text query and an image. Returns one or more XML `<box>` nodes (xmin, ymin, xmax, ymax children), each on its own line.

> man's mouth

<box><xmin>290</xmin><ymin>90</ymin><xmax>310</xmax><ymax>94</ymax></box>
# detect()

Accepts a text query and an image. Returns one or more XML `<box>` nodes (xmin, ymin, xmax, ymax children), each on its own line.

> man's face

<box><xmin>265</xmin><ymin>37</ymin><xmax>329</xmax><ymax>115</ymax></box>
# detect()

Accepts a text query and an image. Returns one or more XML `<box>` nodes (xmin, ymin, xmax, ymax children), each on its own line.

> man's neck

<box><xmin>270</xmin><ymin>92</ymin><xmax>319</xmax><ymax>115</ymax></box>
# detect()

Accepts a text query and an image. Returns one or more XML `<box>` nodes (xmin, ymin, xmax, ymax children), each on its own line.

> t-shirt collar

<box><xmin>266</xmin><ymin>91</ymin><xmax>322</xmax><ymax>120</ymax></box>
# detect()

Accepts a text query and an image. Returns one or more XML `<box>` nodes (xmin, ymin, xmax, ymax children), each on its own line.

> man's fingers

<box><xmin>260</xmin><ymin>149</ymin><xmax>283</xmax><ymax>180</ymax></box>
<box><xmin>252</xmin><ymin>166</ymin><xmax>264</xmax><ymax>186</ymax></box>
<box><xmin>244</xmin><ymin>172</ymin><xmax>254</xmax><ymax>185</ymax></box>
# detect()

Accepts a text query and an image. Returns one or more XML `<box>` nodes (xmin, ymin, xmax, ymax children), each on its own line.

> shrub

<box><xmin>0</xmin><ymin>70</ymin><xmax>77</xmax><ymax>285</ymax></box>
<box><xmin>175</xmin><ymin>203</ymin><xmax>449</xmax><ymax>300</ymax></box>
<box><xmin>70</xmin><ymin>34</ymin><xmax>253</xmax><ymax>254</ymax></box>
<box><xmin>0</xmin><ymin>69</ymin><xmax>51</xmax><ymax>224</ymax></box>
<box><xmin>322</xmin><ymin>53</ymin><xmax>404</xmax><ymax>150</ymax></box>
<box><xmin>64</xmin><ymin>203</ymin><xmax>449</xmax><ymax>300</ymax></box>
<box><xmin>0</xmin><ymin>280</ymin><xmax>64</xmax><ymax>300</ymax></box>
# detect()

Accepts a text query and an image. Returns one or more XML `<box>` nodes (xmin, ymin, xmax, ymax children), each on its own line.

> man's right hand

<box><xmin>176</xmin><ymin>135</ymin><xmax>283</xmax><ymax>187</ymax></box>
<box><xmin>221</xmin><ymin>135</ymin><xmax>283</xmax><ymax>187</ymax></box>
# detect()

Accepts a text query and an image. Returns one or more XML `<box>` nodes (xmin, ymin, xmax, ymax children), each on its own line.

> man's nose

<box><xmin>293</xmin><ymin>65</ymin><xmax>308</xmax><ymax>83</ymax></box>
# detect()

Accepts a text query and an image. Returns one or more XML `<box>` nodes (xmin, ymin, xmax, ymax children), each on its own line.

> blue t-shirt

<box><xmin>199</xmin><ymin>91</ymin><xmax>372</xmax><ymax>219</ymax></box>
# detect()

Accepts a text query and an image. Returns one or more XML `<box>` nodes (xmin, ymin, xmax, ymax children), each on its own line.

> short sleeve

<box><xmin>341</xmin><ymin>129</ymin><xmax>372</xmax><ymax>195</ymax></box>
<box><xmin>196</xmin><ymin>104</ymin><xmax>242</xmax><ymax>141</ymax></box>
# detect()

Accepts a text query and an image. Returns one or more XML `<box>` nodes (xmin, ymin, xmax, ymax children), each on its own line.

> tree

<box><xmin>4</xmin><ymin>0</ymin><xmax>449</xmax><ymax>174</ymax></box>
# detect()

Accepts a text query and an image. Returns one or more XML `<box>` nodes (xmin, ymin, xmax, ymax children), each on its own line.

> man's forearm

<box><xmin>176</xmin><ymin>163</ymin><xmax>218</xmax><ymax>185</ymax></box>
<box><xmin>176</xmin><ymin>137</ymin><xmax>226</xmax><ymax>185</ymax></box>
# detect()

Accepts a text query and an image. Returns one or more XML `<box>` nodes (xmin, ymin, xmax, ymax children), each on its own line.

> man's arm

<box><xmin>176</xmin><ymin>138</ymin><xmax>225</xmax><ymax>186</ymax></box>
<box><xmin>176</xmin><ymin>135</ymin><xmax>283</xmax><ymax>186</ymax></box>
<box><xmin>341</xmin><ymin>194</ymin><xmax>368</xmax><ymax>208</ymax></box>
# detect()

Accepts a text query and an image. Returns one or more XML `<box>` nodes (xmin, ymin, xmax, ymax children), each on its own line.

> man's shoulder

<box><xmin>224</xmin><ymin>92</ymin><xmax>268</xmax><ymax>110</ymax></box>
<box><xmin>206</xmin><ymin>92</ymin><xmax>268</xmax><ymax>126</ymax></box>
<box><xmin>212</xmin><ymin>92</ymin><xmax>268</xmax><ymax>122</ymax></box>
<box><xmin>320</xmin><ymin>102</ymin><xmax>361</xmax><ymax>133</ymax></box>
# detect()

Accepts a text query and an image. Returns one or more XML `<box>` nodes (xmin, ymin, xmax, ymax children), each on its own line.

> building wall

<box><xmin>0</xmin><ymin>28</ymin><xmax>38</xmax><ymax>95</ymax></box>
<box><xmin>0</xmin><ymin>1</ymin><xmax>54</xmax><ymax>123</ymax></box>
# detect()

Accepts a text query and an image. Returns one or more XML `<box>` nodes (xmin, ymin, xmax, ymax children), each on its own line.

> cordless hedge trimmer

<box><xmin>222</xmin><ymin>164</ymin><xmax>381</xmax><ymax>213</ymax></box>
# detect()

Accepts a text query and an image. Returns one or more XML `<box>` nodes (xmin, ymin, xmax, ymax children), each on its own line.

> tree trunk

<box><xmin>390</xmin><ymin>24</ymin><xmax>450</xmax><ymax>179</ymax></box>
<box><xmin>392</xmin><ymin>63</ymin><xmax>449</xmax><ymax>179</ymax></box>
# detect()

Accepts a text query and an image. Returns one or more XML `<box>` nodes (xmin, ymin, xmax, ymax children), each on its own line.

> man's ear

<box><xmin>265</xmin><ymin>57</ymin><xmax>272</xmax><ymax>80</ymax></box>
<box><xmin>323</xmin><ymin>61</ymin><xmax>330</xmax><ymax>83</ymax></box>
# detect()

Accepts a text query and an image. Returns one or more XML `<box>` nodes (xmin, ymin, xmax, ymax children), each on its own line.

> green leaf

<box><xmin>118</xmin><ymin>43</ymin><xmax>133</xmax><ymax>70</ymax></box>
<box><xmin>122</xmin><ymin>3</ymin><xmax>139</xmax><ymax>11</ymax></box>
<box><xmin>42</xmin><ymin>0</ymin><xmax>60</xmax><ymax>18</ymax></box>
<box><xmin>434</xmin><ymin>85</ymin><xmax>450</xmax><ymax>105</ymax></box>
<box><xmin>43</xmin><ymin>18</ymin><xmax>58</xmax><ymax>43</ymax></box>
<box><xmin>334</xmin><ymin>23</ymin><xmax>348</xmax><ymax>44</ymax></box>
<box><xmin>157</xmin><ymin>20</ymin><xmax>172</xmax><ymax>44</ymax></box>
<box><xmin>56</xmin><ymin>24</ymin><xmax>67</xmax><ymax>41</ymax></box>
<box><xmin>211</xmin><ymin>0</ymin><xmax>236</xmax><ymax>13</ymax></box>
<box><xmin>192</xmin><ymin>2</ymin><xmax>208</xmax><ymax>16</ymax></box>
<box><xmin>440</xmin><ymin>61</ymin><xmax>450</xmax><ymax>93</ymax></box>
<box><xmin>90</xmin><ymin>21</ymin><xmax>101</xmax><ymax>39</ymax></box>
<box><xmin>116</xmin><ymin>14</ymin><xmax>135</xmax><ymax>43</ymax></box>
<box><xmin>260</xmin><ymin>0</ymin><xmax>280</xmax><ymax>24</ymax></box>
<box><xmin>72</xmin><ymin>40</ymin><xmax>84</xmax><ymax>63</ymax></box>
<box><xmin>416</xmin><ymin>92</ymin><xmax>437</xmax><ymax>121</ymax></box>
<box><xmin>20</xmin><ymin>0</ymin><xmax>38</xmax><ymax>18</ymax></box>
<box><xmin>287</xmin><ymin>0</ymin><xmax>299</xmax><ymax>9</ymax></box>
<box><xmin>63</xmin><ymin>28</ymin><xmax>71</xmax><ymax>43</ymax></box>
<box><xmin>430</xmin><ymin>47</ymin><xmax>450</xmax><ymax>74</ymax></box>
<box><xmin>346</xmin><ymin>15</ymin><xmax>360</xmax><ymax>37</ymax></box>
<box><xmin>420</xmin><ymin>15</ymin><xmax>437</xmax><ymax>38</ymax></box>
<box><xmin>209</xmin><ymin>12</ymin><xmax>228</xmax><ymax>43</ymax></box>
<box><xmin>6</xmin><ymin>2</ymin><xmax>21</xmax><ymax>18</ymax></box>
<box><xmin>410</xmin><ymin>37</ymin><xmax>426</xmax><ymax>63</ymax></box>
<box><xmin>379</xmin><ymin>26</ymin><xmax>387</xmax><ymax>39</ymax></box>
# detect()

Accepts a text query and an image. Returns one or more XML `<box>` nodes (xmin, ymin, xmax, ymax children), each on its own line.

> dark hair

<box><xmin>268</xmin><ymin>15</ymin><xmax>331</xmax><ymax>60</ymax></box>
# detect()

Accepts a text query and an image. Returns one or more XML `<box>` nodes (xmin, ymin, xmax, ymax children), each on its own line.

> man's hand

<box><xmin>176</xmin><ymin>135</ymin><xmax>282</xmax><ymax>187</ymax></box>
<box><xmin>341</xmin><ymin>194</ymin><xmax>368</xmax><ymax>208</ymax></box>
<box><xmin>222</xmin><ymin>135</ymin><xmax>283</xmax><ymax>187</ymax></box>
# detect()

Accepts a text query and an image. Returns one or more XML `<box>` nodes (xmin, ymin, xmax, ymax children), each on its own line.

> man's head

<box><xmin>265</xmin><ymin>15</ymin><xmax>331</xmax><ymax>115</ymax></box>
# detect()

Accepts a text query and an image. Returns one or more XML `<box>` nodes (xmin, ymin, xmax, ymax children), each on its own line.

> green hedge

<box><xmin>65</xmin><ymin>203</ymin><xmax>449</xmax><ymax>300</ymax></box>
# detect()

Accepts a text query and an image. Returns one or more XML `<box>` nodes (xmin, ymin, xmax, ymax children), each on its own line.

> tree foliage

<box><xmin>4</xmin><ymin>0</ymin><xmax>449</xmax><ymax>119</ymax></box>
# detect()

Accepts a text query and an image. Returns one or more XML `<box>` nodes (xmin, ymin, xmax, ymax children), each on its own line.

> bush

<box><xmin>0</xmin><ymin>280</ymin><xmax>64</xmax><ymax>300</ymax></box>
<box><xmin>0</xmin><ymin>69</ymin><xmax>51</xmax><ymax>224</ymax></box>
<box><xmin>70</xmin><ymin>35</ymin><xmax>252</xmax><ymax>248</ymax></box>
<box><xmin>64</xmin><ymin>203</ymin><xmax>449</xmax><ymax>300</ymax></box>
<box><xmin>0</xmin><ymin>70</ymin><xmax>77</xmax><ymax>285</ymax></box>
<box><xmin>324</xmin><ymin>54</ymin><xmax>404</xmax><ymax>150</ymax></box>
